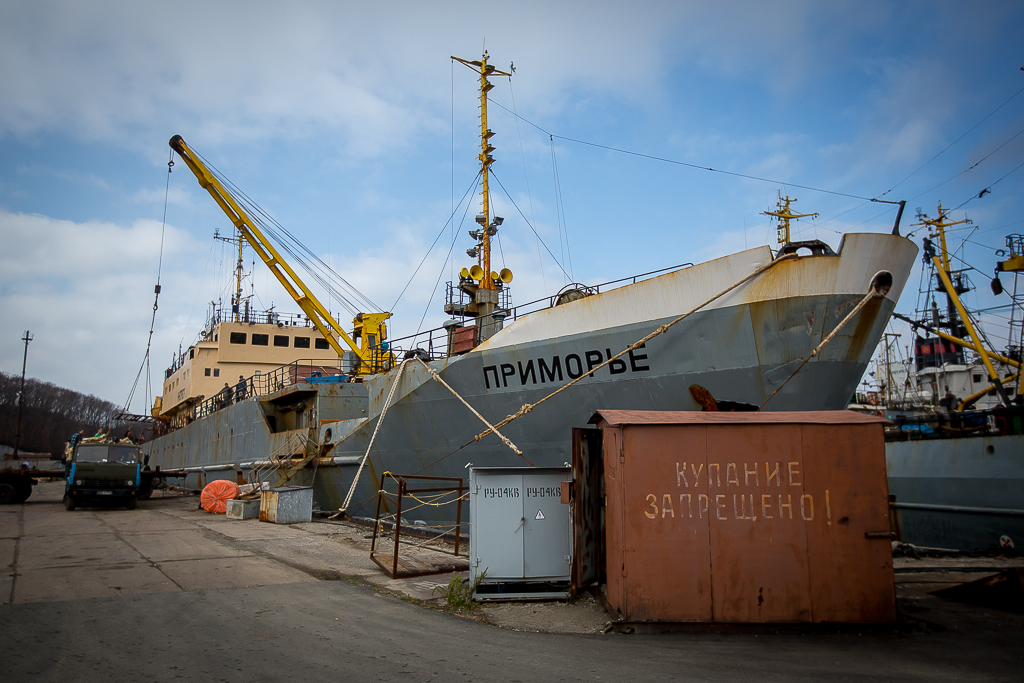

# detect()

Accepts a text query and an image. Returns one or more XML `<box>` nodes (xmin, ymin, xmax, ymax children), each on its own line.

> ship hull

<box><xmin>887</xmin><ymin>433</ymin><xmax>1024</xmax><ymax>551</ymax></box>
<box><xmin>144</xmin><ymin>233</ymin><xmax>918</xmax><ymax>520</ymax></box>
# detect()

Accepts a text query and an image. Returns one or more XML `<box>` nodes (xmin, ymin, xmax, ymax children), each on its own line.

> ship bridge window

<box><xmin>205</xmin><ymin>368</ymin><xmax>211</xmax><ymax>377</ymax></box>
<box><xmin>274</xmin><ymin>335</ymin><xmax>289</xmax><ymax>347</ymax></box>
<box><xmin>230</xmin><ymin>332</ymin><xmax>247</xmax><ymax>344</ymax></box>
<box><xmin>315</xmin><ymin>338</ymin><xmax>330</xmax><ymax>350</ymax></box>
<box><xmin>214</xmin><ymin>368</ymin><xmax>220</xmax><ymax>377</ymax></box>
<box><xmin>252</xmin><ymin>334</ymin><xmax>269</xmax><ymax>346</ymax></box>
<box><xmin>294</xmin><ymin>337</ymin><xmax>310</xmax><ymax>349</ymax></box>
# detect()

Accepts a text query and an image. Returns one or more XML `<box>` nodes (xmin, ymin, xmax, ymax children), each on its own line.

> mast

<box><xmin>214</xmin><ymin>227</ymin><xmax>246</xmax><ymax>322</ymax></box>
<box><xmin>912</xmin><ymin>202</ymin><xmax>1012</xmax><ymax>407</ymax></box>
<box><xmin>235</xmin><ymin>230</ymin><xmax>244</xmax><ymax>321</ymax></box>
<box><xmin>763</xmin><ymin>194</ymin><xmax>818</xmax><ymax>246</ymax></box>
<box><xmin>449</xmin><ymin>51</ymin><xmax>514</xmax><ymax>345</ymax></box>
<box><xmin>453</xmin><ymin>51</ymin><xmax>512</xmax><ymax>290</ymax></box>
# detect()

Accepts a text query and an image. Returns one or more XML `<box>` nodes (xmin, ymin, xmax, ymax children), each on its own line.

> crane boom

<box><xmin>169</xmin><ymin>135</ymin><xmax>391</xmax><ymax>374</ymax></box>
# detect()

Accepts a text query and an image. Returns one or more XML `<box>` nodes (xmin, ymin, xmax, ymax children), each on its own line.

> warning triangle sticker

<box><xmin>535</xmin><ymin>509</ymin><xmax>545</xmax><ymax>520</ymax></box>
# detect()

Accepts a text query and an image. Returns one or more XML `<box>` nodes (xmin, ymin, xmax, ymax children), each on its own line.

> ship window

<box><xmin>230</xmin><ymin>332</ymin><xmax>247</xmax><ymax>344</ymax></box>
<box><xmin>205</xmin><ymin>368</ymin><xmax>211</xmax><ymax>376</ymax></box>
<box><xmin>973</xmin><ymin>374</ymin><xmax>983</xmax><ymax>383</ymax></box>
<box><xmin>315</xmin><ymin>338</ymin><xmax>330</xmax><ymax>350</ymax></box>
<box><xmin>294</xmin><ymin>337</ymin><xmax>310</xmax><ymax>349</ymax></box>
<box><xmin>274</xmin><ymin>335</ymin><xmax>289</xmax><ymax>347</ymax></box>
<box><xmin>189</xmin><ymin>348</ymin><xmax>194</xmax><ymax>359</ymax></box>
<box><xmin>252</xmin><ymin>334</ymin><xmax>269</xmax><ymax>346</ymax></box>
<box><xmin>214</xmin><ymin>368</ymin><xmax>220</xmax><ymax>377</ymax></box>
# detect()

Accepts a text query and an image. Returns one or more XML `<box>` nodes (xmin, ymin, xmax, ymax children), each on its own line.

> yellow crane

<box><xmin>169</xmin><ymin>135</ymin><xmax>391</xmax><ymax>375</ymax></box>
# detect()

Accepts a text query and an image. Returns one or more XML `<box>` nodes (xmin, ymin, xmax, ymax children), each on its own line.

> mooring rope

<box><xmin>414</xmin><ymin>357</ymin><xmax>530</xmax><ymax>464</ymax></box>
<box><xmin>758</xmin><ymin>271</ymin><xmax>891</xmax><ymax>410</ymax></box>
<box><xmin>338</xmin><ymin>359</ymin><xmax>410</xmax><ymax>513</ymax></box>
<box><xmin>471</xmin><ymin>253</ymin><xmax>800</xmax><ymax>443</ymax></box>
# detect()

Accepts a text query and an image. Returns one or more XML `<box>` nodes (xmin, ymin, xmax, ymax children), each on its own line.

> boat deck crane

<box><xmin>168</xmin><ymin>135</ymin><xmax>391</xmax><ymax>375</ymax></box>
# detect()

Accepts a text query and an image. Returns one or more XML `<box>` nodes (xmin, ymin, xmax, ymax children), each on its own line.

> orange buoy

<box><xmin>201</xmin><ymin>479</ymin><xmax>240</xmax><ymax>514</ymax></box>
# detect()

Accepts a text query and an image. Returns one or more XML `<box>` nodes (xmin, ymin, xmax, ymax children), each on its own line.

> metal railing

<box><xmin>156</xmin><ymin>261</ymin><xmax>698</xmax><ymax>433</ymax></box>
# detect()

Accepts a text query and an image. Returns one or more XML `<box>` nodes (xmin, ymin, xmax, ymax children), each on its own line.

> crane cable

<box><xmin>124</xmin><ymin>151</ymin><xmax>173</xmax><ymax>414</ymax></box>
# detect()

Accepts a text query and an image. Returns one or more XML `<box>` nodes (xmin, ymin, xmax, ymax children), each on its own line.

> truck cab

<box><xmin>64</xmin><ymin>442</ymin><xmax>141</xmax><ymax>511</ymax></box>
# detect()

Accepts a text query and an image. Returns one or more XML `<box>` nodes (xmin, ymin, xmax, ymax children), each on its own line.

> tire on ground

<box><xmin>0</xmin><ymin>481</ymin><xmax>16</xmax><ymax>505</ymax></box>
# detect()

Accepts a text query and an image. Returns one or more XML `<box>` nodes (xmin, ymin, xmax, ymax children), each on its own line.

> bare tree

<box><xmin>0</xmin><ymin>372</ymin><xmax>119</xmax><ymax>458</ymax></box>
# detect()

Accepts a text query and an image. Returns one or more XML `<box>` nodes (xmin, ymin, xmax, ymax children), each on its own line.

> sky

<box><xmin>1</xmin><ymin>0</ymin><xmax>1023</xmax><ymax>411</ymax></box>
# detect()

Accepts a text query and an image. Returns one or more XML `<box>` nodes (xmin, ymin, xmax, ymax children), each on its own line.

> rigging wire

<box><xmin>451</xmin><ymin>57</ymin><xmax>455</xmax><ymax>289</ymax></box>
<box><xmin>413</xmin><ymin>178</ymin><xmax>479</xmax><ymax>337</ymax></box>
<box><xmin>124</xmin><ymin>152</ymin><xmax>173</xmax><ymax>413</ymax></box>
<box><xmin>192</xmin><ymin>150</ymin><xmax>382</xmax><ymax>316</ymax></box>
<box><xmin>508</xmin><ymin>76</ymin><xmax>547</xmax><ymax>294</ymax></box>
<box><xmin>490</xmin><ymin>169</ymin><xmax>572</xmax><ymax>280</ymax></box>
<box><xmin>880</xmin><ymin>82</ymin><xmax>1024</xmax><ymax>198</ymax></box>
<box><xmin>391</xmin><ymin>171</ymin><xmax>483</xmax><ymax>311</ymax></box>
<box><xmin>487</xmin><ymin>99</ymin><xmax>901</xmax><ymax>206</ymax></box>
<box><xmin>549</xmin><ymin>136</ymin><xmax>572</xmax><ymax>283</ymax></box>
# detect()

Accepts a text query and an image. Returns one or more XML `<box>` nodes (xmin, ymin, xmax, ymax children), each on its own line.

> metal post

<box><xmin>392</xmin><ymin>477</ymin><xmax>405</xmax><ymax>578</ymax></box>
<box><xmin>12</xmin><ymin>331</ymin><xmax>32</xmax><ymax>459</ymax></box>
<box><xmin>454</xmin><ymin>481</ymin><xmax>464</xmax><ymax>557</ymax></box>
<box><xmin>370</xmin><ymin>473</ymin><xmax>385</xmax><ymax>554</ymax></box>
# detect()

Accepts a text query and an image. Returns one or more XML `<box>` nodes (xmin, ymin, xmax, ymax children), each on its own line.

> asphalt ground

<box><xmin>1</xmin><ymin>482</ymin><xmax>1022</xmax><ymax>682</ymax></box>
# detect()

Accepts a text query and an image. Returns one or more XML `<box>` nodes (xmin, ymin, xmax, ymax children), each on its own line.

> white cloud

<box><xmin>0</xmin><ymin>208</ymin><xmax>205</xmax><ymax>406</ymax></box>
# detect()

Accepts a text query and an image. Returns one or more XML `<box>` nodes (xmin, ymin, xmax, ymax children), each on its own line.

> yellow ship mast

<box><xmin>914</xmin><ymin>200</ymin><xmax>970</xmax><ymax>274</ymax></box>
<box><xmin>763</xmin><ymin>193</ymin><xmax>818</xmax><ymax>245</ymax></box>
<box><xmin>453</xmin><ymin>51</ymin><xmax>512</xmax><ymax>290</ymax></box>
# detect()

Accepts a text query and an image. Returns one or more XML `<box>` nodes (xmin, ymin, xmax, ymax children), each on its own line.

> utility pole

<box><xmin>12</xmin><ymin>331</ymin><xmax>33</xmax><ymax>459</ymax></box>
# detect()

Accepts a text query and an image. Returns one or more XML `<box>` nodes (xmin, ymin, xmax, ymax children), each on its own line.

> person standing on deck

<box><xmin>235</xmin><ymin>375</ymin><xmax>247</xmax><ymax>402</ymax></box>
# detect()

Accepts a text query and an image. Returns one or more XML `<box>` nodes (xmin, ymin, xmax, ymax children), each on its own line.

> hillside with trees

<box><xmin>0</xmin><ymin>372</ymin><xmax>118</xmax><ymax>458</ymax></box>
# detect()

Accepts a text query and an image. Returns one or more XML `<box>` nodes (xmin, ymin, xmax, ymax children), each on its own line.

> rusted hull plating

<box><xmin>144</xmin><ymin>233</ymin><xmax>917</xmax><ymax>521</ymax></box>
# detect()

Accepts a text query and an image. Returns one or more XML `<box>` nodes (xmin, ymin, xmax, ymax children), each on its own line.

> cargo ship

<box><xmin>142</xmin><ymin>53</ymin><xmax>919</xmax><ymax>521</ymax></box>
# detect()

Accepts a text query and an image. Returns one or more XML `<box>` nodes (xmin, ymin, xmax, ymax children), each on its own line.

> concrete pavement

<box><xmin>1</xmin><ymin>481</ymin><xmax>1022</xmax><ymax>682</ymax></box>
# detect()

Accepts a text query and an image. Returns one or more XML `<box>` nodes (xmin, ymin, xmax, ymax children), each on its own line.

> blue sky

<box><xmin>1</xmin><ymin>1</ymin><xmax>1022</xmax><ymax>410</ymax></box>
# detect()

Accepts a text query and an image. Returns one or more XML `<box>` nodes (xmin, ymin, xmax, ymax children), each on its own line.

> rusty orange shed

<box><xmin>590</xmin><ymin>410</ymin><xmax>895</xmax><ymax>623</ymax></box>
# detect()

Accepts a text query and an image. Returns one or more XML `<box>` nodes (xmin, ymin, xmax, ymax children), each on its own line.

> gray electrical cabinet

<box><xmin>469</xmin><ymin>466</ymin><xmax>572</xmax><ymax>600</ymax></box>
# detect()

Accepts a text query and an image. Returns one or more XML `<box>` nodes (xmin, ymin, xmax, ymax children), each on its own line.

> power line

<box><xmin>880</xmin><ymin>82</ymin><xmax>1024</xmax><ymax>197</ymax></box>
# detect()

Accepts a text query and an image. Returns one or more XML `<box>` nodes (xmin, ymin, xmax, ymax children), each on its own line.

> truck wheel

<box><xmin>127</xmin><ymin>497</ymin><xmax>137</xmax><ymax>510</ymax></box>
<box><xmin>64</xmin><ymin>494</ymin><xmax>76</xmax><ymax>511</ymax></box>
<box><xmin>0</xmin><ymin>482</ymin><xmax>15</xmax><ymax>505</ymax></box>
<box><xmin>12</xmin><ymin>483</ymin><xmax>32</xmax><ymax>504</ymax></box>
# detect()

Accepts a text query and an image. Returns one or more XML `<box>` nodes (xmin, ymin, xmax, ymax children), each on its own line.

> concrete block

<box><xmin>226</xmin><ymin>497</ymin><xmax>260</xmax><ymax>520</ymax></box>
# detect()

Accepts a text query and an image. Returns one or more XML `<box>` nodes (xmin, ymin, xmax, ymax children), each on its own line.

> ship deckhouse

<box><xmin>159</xmin><ymin>309</ymin><xmax>347</xmax><ymax>418</ymax></box>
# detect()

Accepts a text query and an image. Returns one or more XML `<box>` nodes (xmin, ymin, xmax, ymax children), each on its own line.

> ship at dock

<box><xmin>862</xmin><ymin>208</ymin><xmax>1023</xmax><ymax>552</ymax></box>
<box><xmin>141</xmin><ymin>53</ymin><xmax>919</xmax><ymax>521</ymax></box>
